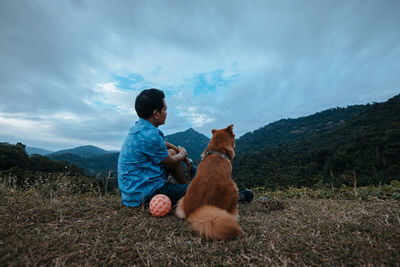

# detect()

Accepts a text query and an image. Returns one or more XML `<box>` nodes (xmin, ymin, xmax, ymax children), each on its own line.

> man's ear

<box><xmin>153</xmin><ymin>109</ymin><xmax>159</xmax><ymax>119</ymax></box>
<box><xmin>211</xmin><ymin>129</ymin><xmax>217</xmax><ymax>135</ymax></box>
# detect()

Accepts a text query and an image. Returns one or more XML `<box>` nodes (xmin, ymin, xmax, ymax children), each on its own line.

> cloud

<box><xmin>0</xmin><ymin>0</ymin><xmax>399</xmax><ymax>150</ymax></box>
<box><xmin>176</xmin><ymin>106</ymin><xmax>215</xmax><ymax>127</ymax></box>
<box><xmin>92</xmin><ymin>82</ymin><xmax>137</xmax><ymax>115</ymax></box>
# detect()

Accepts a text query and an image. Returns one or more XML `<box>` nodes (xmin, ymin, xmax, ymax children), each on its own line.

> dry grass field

<box><xmin>1</xmin><ymin>181</ymin><xmax>399</xmax><ymax>266</ymax></box>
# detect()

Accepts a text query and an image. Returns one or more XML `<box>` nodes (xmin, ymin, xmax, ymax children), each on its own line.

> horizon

<box><xmin>1</xmin><ymin>1</ymin><xmax>400</xmax><ymax>151</ymax></box>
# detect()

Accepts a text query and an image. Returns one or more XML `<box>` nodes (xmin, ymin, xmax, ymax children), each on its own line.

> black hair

<box><xmin>135</xmin><ymin>88</ymin><xmax>165</xmax><ymax>119</ymax></box>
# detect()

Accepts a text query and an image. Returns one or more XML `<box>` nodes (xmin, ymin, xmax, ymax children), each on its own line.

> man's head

<box><xmin>135</xmin><ymin>88</ymin><xmax>167</xmax><ymax>126</ymax></box>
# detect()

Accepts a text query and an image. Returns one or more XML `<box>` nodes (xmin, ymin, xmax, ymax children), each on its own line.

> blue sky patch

<box><xmin>92</xmin><ymin>101</ymin><xmax>118</xmax><ymax>109</ymax></box>
<box><xmin>190</xmin><ymin>69</ymin><xmax>240</xmax><ymax>96</ymax></box>
<box><xmin>113</xmin><ymin>73</ymin><xmax>145</xmax><ymax>89</ymax></box>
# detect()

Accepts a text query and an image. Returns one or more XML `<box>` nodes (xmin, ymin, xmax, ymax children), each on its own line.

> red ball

<box><xmin>149</xmin><ymin>194</ymin><xmax>171</xmax><ymax>217</ymax></box>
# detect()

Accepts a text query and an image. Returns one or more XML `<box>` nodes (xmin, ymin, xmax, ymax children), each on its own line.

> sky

<box><xmin>1</xmin><ymin>0</ymin><xmax>399</xmax><ymax>151</ymax></box>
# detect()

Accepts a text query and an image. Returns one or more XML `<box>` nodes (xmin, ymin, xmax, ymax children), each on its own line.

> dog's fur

<box><xmin>175</xmin><ymin>124</ymin><xmax>243</xmax><ymax>240</ymax></box>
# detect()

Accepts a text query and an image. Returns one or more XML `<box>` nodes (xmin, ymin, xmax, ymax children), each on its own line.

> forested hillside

<box><xmin>0</xmin><ymin>142</ymin><xmax>83</xmax><ymax>174</ymax></box>
<box><xmin>48</xmin><ymin>152</ymin><xmax>119</xmax><ymax>174</ymax></box>
<box><xmin>0</xmin><ymin>142</ymin><xmax>84</xmax><ymax>187</ymax></box>
<box><xmin>233</xmin><ymin>94</ymin><xmax>400</xmax><ymax>190</ymax></box>
<box><xmin>235</xmin><ymin>105</ymin><xmax>367</xmax><ymax>154</ymax></box>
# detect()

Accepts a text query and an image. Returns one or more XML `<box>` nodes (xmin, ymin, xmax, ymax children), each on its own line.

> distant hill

<box><xmin>48</xmin><ymin>145</ymin><xmax>112</xmax><ymax>158</ymax></box>
<box><xmin>232</xmin><ymin>94</ymin><xmax>400</xmax><ymax>190</ymax></box>
<box><xmin>47</xmin><ymin>128</ymin><xmax>209</xmax><ymax>173</ymax></box>
<box><xmin>48</xmin><ymin>152</ymin><xmax>119</xmax><ymax>174</ymax></box>
<box><xmin>235</xmin><ymin>104</ymin><xmax>367</xmax><ymax>154</ymax></box>
<box><xmin>26</xmin><ymin>146</ymin><xmax>54</xmax><ymax>156</ymax></box>
<box><xmin>0</xmin><ymin>142</ymin><xmax>83</xmax><ymax>178</ymax></box>
<box><xmin>165</xmin><ymin>128</ymin><xmax>210</xmax><ymax>162</ymax></box>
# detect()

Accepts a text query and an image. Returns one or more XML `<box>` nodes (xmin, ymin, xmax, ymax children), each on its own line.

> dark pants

<box><xmin>152</xmin><ymin>183</ymin><xmax>189</xmax><ymax>206</ymax></box>
<box><xmin>151</xmin><ymin>165</ymin><xmax>197</xmax><ymax>206</ymax></box>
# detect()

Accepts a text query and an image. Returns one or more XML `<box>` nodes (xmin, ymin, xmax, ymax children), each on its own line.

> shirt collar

<box><xmin>137</xmin><ymin>118</ymin><xmax>154</xmax><ymax>128</ymax></box>
<box><xmin>134</xmin><ymin>118</ymin><xmax>165</xmax><ymax>139</ymax></box>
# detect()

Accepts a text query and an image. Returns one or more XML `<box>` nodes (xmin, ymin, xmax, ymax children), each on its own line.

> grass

<box><xmin>1</xmin><ymin>179</ymin><xmax>400</xmax><ymax>266</ymax></box>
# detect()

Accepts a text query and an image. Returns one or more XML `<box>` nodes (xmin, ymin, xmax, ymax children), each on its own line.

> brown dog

<box><xmin>175</xmin><ymin>124</ymin><xmax>243</xmax><ymax>240</ymax></box>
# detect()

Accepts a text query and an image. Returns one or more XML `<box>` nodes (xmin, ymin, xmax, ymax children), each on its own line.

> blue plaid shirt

<box><xmin>118</xmin><ymin>118</ymin><xmax>169</xmax><ymax>207</ymax></box>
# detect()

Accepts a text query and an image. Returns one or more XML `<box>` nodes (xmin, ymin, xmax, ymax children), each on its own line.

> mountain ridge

<box><xmin>47</xmin><ymin>145</ymin><xmax>113</xmax><ymax>158</ymax></box>
<box><xmin>232</xmin><ymin>93</ymin><xmax>400</xmax><ymax>190</ymax></box>
<box><xmin>235</xmin><ymin>104</ymin><xmax>367</xmax><ymax>154</ymax></box>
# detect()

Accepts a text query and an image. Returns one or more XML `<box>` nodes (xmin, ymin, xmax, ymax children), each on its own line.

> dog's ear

<box><xmin>211</xmin><ymin>129</ymin><xmax>217</xmax><ymax>135</ymax></box>
<box><xmin>226</xmin><ymin>124</ymin><xmax>234</xmax><ymax>134</ymax></box>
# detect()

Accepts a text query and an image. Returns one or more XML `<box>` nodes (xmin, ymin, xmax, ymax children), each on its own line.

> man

<box><xmin>118</xmin><ymin>88</ymin><xmax>253</xmax><ymax>207</ymax></box>
<box><xmin>118</xmin><ymin>88</ymin><xmax>193</xmax><ymax>207</ymax></box>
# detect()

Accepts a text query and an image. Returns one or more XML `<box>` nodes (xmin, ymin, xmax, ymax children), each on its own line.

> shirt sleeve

<box><xmin>143</xmin><ymin>130</ymin><xmax>169</xmax><ymax>164</ymax></box>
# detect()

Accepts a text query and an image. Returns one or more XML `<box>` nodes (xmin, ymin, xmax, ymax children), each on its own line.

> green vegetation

<box><xmin>233</xmin><ymin>94</ymin><xmax>400</xmax><ymax>190</ymax></box>
<box><xmin>236</xmin><ymin>104</ymin><xmax>367</xmax><ymax>154</ymax></box>
<box><xmin>0</xmin><ymin>142</ymin><xmax>117</xmax><ymax>193</ymax></box>
<box><xmin>48</xmin><ymin>152</ymin><xmax>119</xmax><ymax>174</ymax></box>
<box><xmin>0</xmin><ymin>142</ymin><xmax>84</xmax><ymax>187</ymax></box>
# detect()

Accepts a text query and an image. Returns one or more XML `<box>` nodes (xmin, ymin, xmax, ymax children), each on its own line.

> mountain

<box><xmin>232</xmin><ymin>94</ymin><xmax>400</xmax><ymax>190</ymax></box>
<box><xmin>48</xmin><ymin>145</ymin><xmax>112</xmax><ymax>158</ymax></box>
<box><xmin>26</xmin><ymin>146</ymin><xmax>54</xmax><ymax>156</ymax></box>
<box><xmin>235</xmin><ymin>104</ymin><xmax>367</xmax><ymax>154</ymax></box>
<box><xmin>165</xmin><ymin>128</ymin><xmax>210</xmax><ymax>162</ymax></box>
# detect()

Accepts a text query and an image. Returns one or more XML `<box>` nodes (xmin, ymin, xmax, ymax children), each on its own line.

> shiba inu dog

<box><xmin>176</xmin><ymin>124</ymin><xmax>243</xmax><ymax>240</ymax></box>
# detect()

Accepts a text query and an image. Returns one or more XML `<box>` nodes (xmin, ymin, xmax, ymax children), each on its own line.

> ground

<box><xmin>1</xmin><ymin>190</ymin><xmax>399</xmax><ymax>266</ymax></box>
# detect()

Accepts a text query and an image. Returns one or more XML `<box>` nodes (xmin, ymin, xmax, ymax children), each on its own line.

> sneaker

<box><xmin>189</xmin><ymin>165</ymin><xmax>197</xmax><ymax>180</ymax></box>
<box><xmin>185</xmin><ymin>158</ymin><xmax>196</xmax><ymax>182</ymax></box>
<box><xmin>238</xmin><ymin>190</ymin><xmax>254</xmax><ymax>203</ymax></box>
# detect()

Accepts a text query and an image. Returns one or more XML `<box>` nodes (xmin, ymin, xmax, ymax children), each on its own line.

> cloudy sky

<box><xmin>1</xmin><ymin>0</ymin><xmax>399</xmax><ymax>151</ymax></box>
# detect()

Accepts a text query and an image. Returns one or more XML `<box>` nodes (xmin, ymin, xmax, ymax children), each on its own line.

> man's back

<box><xmin>118</xmin><ymin>118</ymin><xmax>169</xmax><ymax>207</ymax></box>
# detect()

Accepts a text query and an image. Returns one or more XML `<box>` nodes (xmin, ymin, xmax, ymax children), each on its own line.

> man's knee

<box><xmin>168</xmin><ymin>149</ymin><xmax>177</xmax><ymax>156</ymax></box>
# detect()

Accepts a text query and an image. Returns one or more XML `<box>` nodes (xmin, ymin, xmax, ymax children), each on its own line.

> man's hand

<box><xmin>165</xmin><ymin>141</ymin><xmax>180</xmax><ymax>154</ymax></box>
<box><xmin>161</xmin><ymin>147</ymin><xmax>187</xmax><ymax>169</ymax></box>
<box><xmin>178</xmin><ymin>146</ymin><xmax>187</xmax><ymax>158</ymax></box>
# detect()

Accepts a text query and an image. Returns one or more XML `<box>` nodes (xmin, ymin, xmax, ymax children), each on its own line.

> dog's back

<box><xmin>176</xmin><ymin>125</ymin><xmax>243</xmax><ymax>240</ymax></box>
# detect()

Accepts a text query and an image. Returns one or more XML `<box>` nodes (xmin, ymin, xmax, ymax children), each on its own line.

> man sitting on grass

<box><xmin>117</xmin><ymin>88</ymin><xmax>253</xmax><ymax>207</ymax></box>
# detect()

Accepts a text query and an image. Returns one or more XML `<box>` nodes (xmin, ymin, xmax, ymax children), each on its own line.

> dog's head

<box><xmin>204</xmin><ymin>124</ymin><xmax>236</xmax><ymax>160</ymax></box>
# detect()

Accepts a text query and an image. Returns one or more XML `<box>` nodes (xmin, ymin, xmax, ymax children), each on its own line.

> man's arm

<box><xmin>164</xmin><ymin>142</ymin><xmax>193</xmax><ymax>178</ymax></box>
<box><xmin>165</xmin><ymin>141</ymin><xmax>180</xmax><ymax>153</ymax></box>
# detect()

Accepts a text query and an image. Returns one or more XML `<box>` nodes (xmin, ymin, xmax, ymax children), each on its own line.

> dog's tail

<box><xmin>188</xmin><ymin>205</ymin><xmax>243</xmax><ymax>240</ymax></box>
